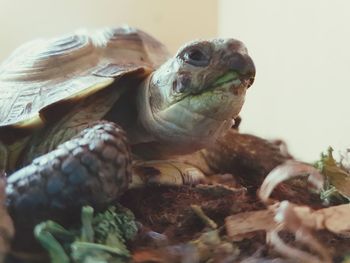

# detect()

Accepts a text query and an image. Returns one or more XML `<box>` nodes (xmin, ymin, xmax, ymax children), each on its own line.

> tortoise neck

<box><xmin>125</xmin><ymin>77</ymin><xmax>156</xmax><ymax>145</ymax></box>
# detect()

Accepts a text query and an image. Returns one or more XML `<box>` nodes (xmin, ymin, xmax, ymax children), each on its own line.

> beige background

<box><xmin>0</xmin><ymin>0</ymin><xmax>217</xmax><ymax>58</ymax></box>
<box><xmin>1</xmin><ymin>0</ymin><xmax>349</xmax><ymax>162</ymax></box>
<box><xmin>219</xmin><ymin>0</ymin><xmax>350</xmax><ymax>161</ymax></box>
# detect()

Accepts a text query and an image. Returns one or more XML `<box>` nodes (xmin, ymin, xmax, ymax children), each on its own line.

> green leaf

<box><xmin>34</xmin><ymin>221</ymin><xmax>71</xmax><ymax>263</ymax></box>
<box><xmin>93</xmin><ymin>205</ymin><xmax>138</xmax><ymax>245</ymax></box>
<box><xmin>71</xmin><ymin>241</ymin><xmax>129</xmax><ymax>262</ymax></box>
<box><xmin>212</xmin><ymin>71</ymin><xmax>239</xmax><ymax>87</ymax></box>
<box><xmin>317</xmin><ymin>147</ymin><xmax>350</xmax><ymax>203</ymax></box>
<box><xmin>34</xmin><ymin>205</ymin><xmax>138</xmax><ymax>263</ymax></box>
<box><xmin>81</xmin><ymin>206</ymin><xmax>94</xmax><ymax>243</ymax></box>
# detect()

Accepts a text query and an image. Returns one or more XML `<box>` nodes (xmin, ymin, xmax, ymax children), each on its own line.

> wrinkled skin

<box><xmin>133</xmin><ymin>39</ymin><xmax>255</xmax><ymax>155</ymax></box>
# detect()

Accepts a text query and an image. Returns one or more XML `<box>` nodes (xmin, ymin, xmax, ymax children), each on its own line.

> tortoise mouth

<box><xmin>185</xmin><ymin>71</ymin><xmax>245</xmax><ymax>101</ymax></box>
<box><xmin>135</xmin><ymin>71</ymin><xmax>247</xmax><ymax>150</ymax></box>
<box><xmin>167</xmin><ymin>75</ymin><xmax>246</xmax><ymax>123</ymax></box>
<box><xmin>185</xmin><ymin>70</ymin><xmax>244</xmax><ymax>98</ymax></box>
<box><xmin>211</xmin><ymin>71</ymin><xmax>240</xmax><ymax>87</ymax></box>
<box><xmin>165</xmin><ymin>70</ymin><xmax>246</xmax><ymax>110</ymax></box>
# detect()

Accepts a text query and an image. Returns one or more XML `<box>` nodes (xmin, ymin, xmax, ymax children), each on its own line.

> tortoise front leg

<box><xmin>6</xmin><ymin>121</ymin><xmax>131</xmax><ymax>233</ymax></box>
<box><xmin>136</xmin><ymin>130</ymin><xmax>290</xmax><ymax>188</ymax></box>
<box><xmin>130</xmin><ymin>160</ymin><xmax>206</xmax><ymax>189</ymax></box>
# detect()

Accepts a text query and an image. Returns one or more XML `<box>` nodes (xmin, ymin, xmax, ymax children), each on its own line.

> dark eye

<box><xmin>184</xmin><ymin>48</ymin><xmax>210</xmax><ymax>67</ymax></box>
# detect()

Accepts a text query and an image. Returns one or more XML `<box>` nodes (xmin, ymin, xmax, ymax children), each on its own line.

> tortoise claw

<box><xmin>131</xmin><ymin>160</ymin><xmax>206</xmax><ymax>188</ymax></box>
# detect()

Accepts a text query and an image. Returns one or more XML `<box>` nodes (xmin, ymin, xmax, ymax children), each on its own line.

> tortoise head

<box><xmin>136</xmin><ymin>38</ymin><xmax>255</xmax><ymax>153</ymax></box>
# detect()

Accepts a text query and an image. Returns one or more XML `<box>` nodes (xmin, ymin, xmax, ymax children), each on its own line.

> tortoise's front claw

<box><xmin>131</xmin><ymin>161</ymin><xmax>206</xmax><ymax>189</ymax></box>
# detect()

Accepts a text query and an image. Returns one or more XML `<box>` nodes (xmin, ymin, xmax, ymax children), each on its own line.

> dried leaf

<box><xmin>225</xmin><ymin>200</ymin><xmax>350</xmax><ymax>262</ymax></box>
<box><xmin>317</xmin><ymin>147</ymin><xmax>350</xmax><ymax>202</ymax></box>
<box><xmin>258</xmin><ymin>160</ymin><xmax>324</xmax><ymax>203</ymax></box>
<box><xmin>312</xmin><ymin>203</ymin><xmax>350</xmax><ymax>236</ymax></box>
<box><xmin>271</xmin><ymin>201</ymin><xmax>332</xmax><ymax>263</ymax></box>
<box><xmin>267</xmin><ymin>226</ymin><xmax>330</xmax><ymax>263</ymax></box>
<box><xmin>280</xmin><ymin>203</ymin><xmax>350</xmax><ymax>234</ymax></box>
<box><xmin>225</xmin><ymin>209</ymin><xmax>276</xmax><ymax>240</ymax></box>
<box><xmin>132</xmin><ymin>249</ymin><xmax>164</xmax><ymax>263</ymax></box>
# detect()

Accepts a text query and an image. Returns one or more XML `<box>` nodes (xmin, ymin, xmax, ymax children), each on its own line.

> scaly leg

<box><xmin>6</xmin><ymin>121</ymin><xmax>131</xmax><ymax>232</ymax></box>
<box><xmin>131</xmin><ymin>160</ymin><xmax>206</xmax><ymax>189</ymax></box>
<box><xmin>131</xmin><ymin>129</ymin><xmax>289</xmax><ymax>189</ymax></box>
<box><xmin>6</xmin><ymin>120</ymin><xmax>206</xmax><ymax>253</ymax></box>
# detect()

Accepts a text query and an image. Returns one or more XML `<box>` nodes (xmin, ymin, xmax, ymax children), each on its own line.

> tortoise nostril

<box><xmin>173</xmin><ymin>73</ymin><xmax>191</xmax><ymax>93</ymax></box>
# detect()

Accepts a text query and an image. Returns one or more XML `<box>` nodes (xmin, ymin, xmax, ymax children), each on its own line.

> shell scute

<box><xmin>0</xmin><ymin>26</ymin><xmax>170</xmax><ymax>129</ymax></box>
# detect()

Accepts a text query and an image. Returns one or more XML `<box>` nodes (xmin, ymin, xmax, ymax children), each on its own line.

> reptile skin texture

<box><xmin>6</xmin><ymin>121</ymin><xmax>131</xmax><ymax>229</ymax></box>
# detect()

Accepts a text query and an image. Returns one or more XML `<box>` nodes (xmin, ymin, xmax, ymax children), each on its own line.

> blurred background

<box><xmin>0</xmin><ymin>0</ymin><xmax>349</xmax><ymax>162</ymax></box>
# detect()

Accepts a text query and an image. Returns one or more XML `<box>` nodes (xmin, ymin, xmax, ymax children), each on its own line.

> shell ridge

<box><xmin>0</xmin><ymin>26</ymin><xmax>170</xmax><ymax>130</ymax></box>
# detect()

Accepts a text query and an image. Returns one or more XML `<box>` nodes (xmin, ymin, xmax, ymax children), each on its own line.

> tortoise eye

<box><xmin>183</xmin><ymin>48</ymin><xmax>211</xmax><ymax>67</ymax></box>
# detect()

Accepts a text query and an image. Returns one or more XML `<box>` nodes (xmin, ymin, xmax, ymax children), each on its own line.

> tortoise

<box><xmin>0</xmin><ymin>26</ymin><xmax>255</xmax><ymax>251</ymax></box>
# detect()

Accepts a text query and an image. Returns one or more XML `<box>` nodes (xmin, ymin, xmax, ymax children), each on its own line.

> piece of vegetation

<box><xmin>35</xmin><ymin>205</ymin><xmax>138</xmax><ymax>263</ymax></box>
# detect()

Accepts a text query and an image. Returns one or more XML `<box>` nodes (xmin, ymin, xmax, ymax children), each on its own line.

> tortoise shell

<box><xmin>0</xmin><ymin>26</ymin><xmax>170</xmax><ymax>132</ymax></box>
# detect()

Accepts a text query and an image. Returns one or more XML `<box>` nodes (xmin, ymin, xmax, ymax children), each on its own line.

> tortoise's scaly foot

<box><xmin>6</xmin><ymin>121</ymin><xmax>131</xmax><ymax>230</ymax></box>
<box><xmin>131</xmin><ymin>160</ymin><xmax>206</xmax><ymax>188</ymax></box>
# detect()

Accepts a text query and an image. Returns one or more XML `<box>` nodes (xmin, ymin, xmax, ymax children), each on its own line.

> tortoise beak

<box><xmin>229</xmin><ymin>53</ymin><xmax>256</xmax><ymax>88</ymax></box>
<box><xmin>223</xmin><ymin>39</ymin><xmax>256</xmax><ymax>88</ymax></box>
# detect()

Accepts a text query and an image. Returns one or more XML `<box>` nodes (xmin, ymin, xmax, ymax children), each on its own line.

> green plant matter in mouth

<box><xmin>212</xmin><ymin>71</ymin><xmax>239</xmax><ymax>87</ymax></box>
